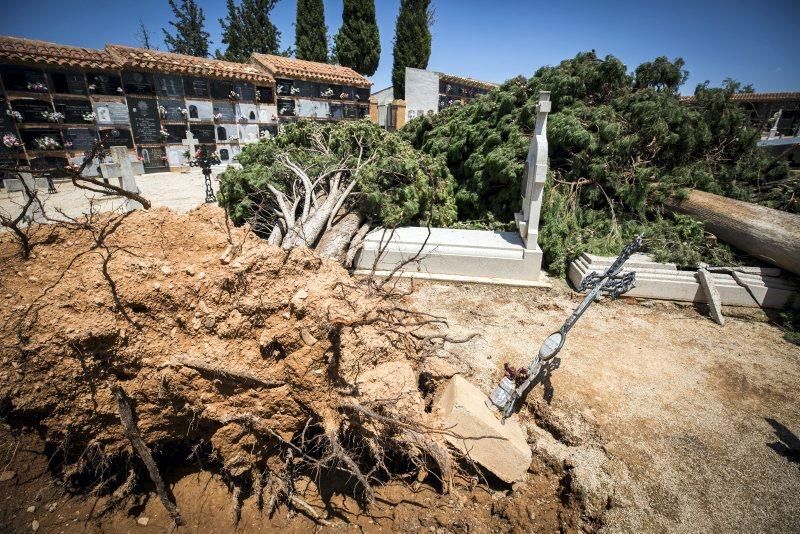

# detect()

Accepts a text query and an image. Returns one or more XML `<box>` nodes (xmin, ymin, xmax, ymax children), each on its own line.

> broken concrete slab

<box><xmin>697</xmin><ymin>268</ymin><xmax>725</xmax><ymax>325</ymax></box>
<box><xmin>434</xmin><ymin>374</ymin><xmax>531</xmax><ymax>484</ymax></box>
<box><xmin>569</xmin><ymin>253</ymin><xmax>799</xmax><ymax>309</ymax></box>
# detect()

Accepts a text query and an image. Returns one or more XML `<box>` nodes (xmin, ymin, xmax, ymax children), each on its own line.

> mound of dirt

<box><xmin>0</xmin><ymin>205</ymin><xmax>584</xmax><ymax>531</ymax></box>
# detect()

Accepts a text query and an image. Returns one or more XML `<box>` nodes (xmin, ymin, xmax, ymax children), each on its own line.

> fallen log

<box><xmin>665</xmin><ymin>189</ymin><xmax>800</xmax><ymax>275</ymax></box>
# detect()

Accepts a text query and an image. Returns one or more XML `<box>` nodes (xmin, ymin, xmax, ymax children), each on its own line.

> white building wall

<box><xmin>404</xmin><ymin>67</ymin><xmax>439</xmax><ymax>122</ymax></box>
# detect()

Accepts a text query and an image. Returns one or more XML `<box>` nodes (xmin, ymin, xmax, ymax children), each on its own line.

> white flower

<box><xmin>159</xmin><ymin>128</ymin><xmax>169</xmax><ymax>138</ymax></box>
<box><xmin>228</xmin><ymin>91</ymin><xmax>241</xmax><ymax>100</ymax></box>
<box><xmin>117</xmin><ymin>87</ymin><xmax>124</xmax><ymax>94</ymax></box>
<box><xmin>180</xmin><ymin>108</ymin><xmax>189</xmax><ymax>117</ymax></box>
<box><xmin>321</xmin><ymin>88</ymin><xmax>334</xmax><ymax>98</ymax></box>
<box><xmin>34</xmin><ymin>136</ymin><xmax>61</xmax><ymax>150</ymax></box>
<box><xmin>290</xmin><ymin>86</ymin><xmax>300</xmax><ymax>95</ymax></box>
<box><xmin>88</xmin><ymin>84</ymin><xmax>96</xmax><ymax>91</ymax></box>
<box><xmin>83</xmin><ymin>112</ymin><xmax>97</xmax><ymax>122</ymax></box>
<box><xmin>41</xmin><ymin>111</ymin><xmax>65</xmax><ymax>123</ymax></box>
<box><xmin>158</xmin><ymin>105</ymin><xmax>167</xmax><ymax>117</ymax></box>
<box><xmin>2</xmin><ymin>133</ymin><xmax>22</xmax><ymax>148</ymax></box>
<box><xmin>6</xmin><ymin>109</ymin><xmax>22</xmax><ymax>121</ymax></box>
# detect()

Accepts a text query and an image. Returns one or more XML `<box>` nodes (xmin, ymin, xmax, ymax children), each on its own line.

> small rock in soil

<box><xmin>137</xmin><ymin>516</ymin><xmax>149</xmax><ymax>526</ymax></box>
<box><xmin>0</xmin><ymin>470</ymin><xmax>15</xmax><ymax>481</ymax></box>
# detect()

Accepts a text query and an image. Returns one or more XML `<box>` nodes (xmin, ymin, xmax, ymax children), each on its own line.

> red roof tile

<box><xmin>106</xmin><ymin>45</ymin><xmax>274</xmax><ymax>84</ymax></box>
<box><xmin>0</xmin><ymin>35</ymin><xmax>118</xmax><ymax>71</ymax></box>
<box><xmin>251</xmin><ymin>54</ymin><xmax>370</xmax><ymax>88</ymax></box>
<box><xmin>681</xmin><ymin>92</ymin><xmax>800</xmax><ymax>103</ymax></box>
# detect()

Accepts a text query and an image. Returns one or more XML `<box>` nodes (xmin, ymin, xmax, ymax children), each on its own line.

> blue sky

<box><xmin>1</xmin><ymin>0</ymin><xmax>798</xmax><ymax>94</ymax></box>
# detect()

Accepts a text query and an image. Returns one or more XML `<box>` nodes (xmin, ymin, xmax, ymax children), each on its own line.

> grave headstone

<box><xmin>138</xmin><ymin>146</ymin><xmax>168</xmax><ymax>172</ymax></box>
<box><xmin>277</xmin><ymin>99</ymin><xmax>295</xmax><ymax>117</ymax></box>
<box><xmin>212</xmin><ymin>101</ymin><xmax>237</xmax><ymax>122</ymax></box>
<box><xmin>236</xmin><ymin>103</ymin><xmax>258</xmax><ymax>122</ymax></box>
<box><xmin>20</xmin><ymin>129</ymin><xmax>63</xmax><ymax>151</ymax></box>
<box><xmin>100</xmin><ymin>127</ymin><xmax>134</xmax><ymax>148</ymax></box>
<box><xmin>11</xmin><ymin>99</ymin><xmax>53</xmax><ymax>123</ymax></box>
<box><xmin>255</xmin><ymin>86</ymin><xmax>274</xmax><ymax>104</ymax></box>
<box><xmin>258</xmin><ymin>104</ymin><xmax>277</xmax><ymax>122</ymax></box>
<box><xmin>86</xmin><ymin>72</ymin><xmax>122</xmax><ymax>96</ymax></box>
<box><xmin>235</xmin><ymin>82</ymin><xmax>256</xmax><ymax>102</ymax></box>
<box><xmin>155</xmin><ymin>74</ymin><xmax>184</xmax><ymax>98</ymax></box>
<box><xmin>189</xmin><ymin>124</ymin><xmax>215</xmax><ymax>144</ymax></box>
<box><xmin>48</xmin><ymin>71</ymin><xmax>86</xmax><ymax>95</ymax></box>
<box><xmin>1</xmin><ymin>66</ymin><xmax>47</xmax><ymax>92</ymax></box>
<box><xmin>183</xmin><ymin>77</ymin><xmax>210</xmax><ymax>98</ymax></box>
<box><xmin>53</xmin><ymin>99</ymin><xmax>92</xmax><ymax>124</ymax></box>
<box><xmin>158</xmin><ymin>99</ymin><xmax>186</xmax><ymax>122</ymax></box>
<box><xmin>296</xmin><ymin>99</ymin><xmax>328</xmax><ymax>119</ymax></box>
<box><xmin>163</xmin><ymin>124</ymin><xmax>189</xmax><ymax>144</ymax></box>
<box><xmin>93</xmin><ymin>101</ymin><xmax>130</xmax><ymax>124</ymax></box>
<box><xmin>127</xmin><ymin>97</ymin><xmax>161</xmax><ymax>144</ymax></box>
<box><xmin>211</xmin><ymin>79</ymin><xmax>236</xmax><ymax>100</ymax></box>
<box><xmin>64</xmin><ymin>127</ymin><xmax>97</xmax><ymax>151</ymax></box>
<box><xmin>122</xmin><ymin>71</ymin><xmax>155</xmax><ymax>95</ymax></box>
<box><xmin>185</xmin><ymin>100</ymin><xmax>213</xmax><ymax>121</ymax></box>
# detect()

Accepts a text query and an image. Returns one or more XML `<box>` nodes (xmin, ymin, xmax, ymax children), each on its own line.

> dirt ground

<box><xmin>0</xmin><ymin>204</ymin><xmax>798</xmax><ymax>533</ymax></box>
<box><xmin>409</xmin><ymin>280</ymin><xmax>800</xmax><ymax>532</ymax></box>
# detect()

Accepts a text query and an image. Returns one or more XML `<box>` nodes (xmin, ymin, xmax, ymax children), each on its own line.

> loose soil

<box><xmin>1</xmin><ymin>205</ymin><xmax>798</xmax><ymax>533</ymax></box>
<box><xmin>0</xmin><ymin>206</ymin><xmax>581</xmax><ymax>533</ymax></box>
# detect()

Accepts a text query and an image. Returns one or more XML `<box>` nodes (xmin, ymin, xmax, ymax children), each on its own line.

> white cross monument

<box><xmin>354</xmin><ymin>92</ymin><xmax>551</xmax><ymax>286</ymax></box>
<box><xmin>99</xmin><ymin>146</ymin><xmax>145</xmax><ymax>212</ymax></box>
<box><xmin>181</xmin><ymin>130</ymin><xmax>199</xmax><ymax>163</ymax></box>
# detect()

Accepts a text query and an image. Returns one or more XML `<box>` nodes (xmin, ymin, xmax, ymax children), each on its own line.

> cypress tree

<box><xmin>333</xmin><ymin>0</ymin><xmax>380</xmax><ymax>76</ymax></box>
<box><xmin>295</xmin><ymin>0</ymin><xmax>328</xmax><ymax>62</ymax></box>
<box><xmin>392</xmin><ymin>0</ymin><xmax>432</xmax><ymax>99</ymax></box>
<box><xmin>162</xmin><ymin>0</ymin><xmax>210</xmax><ymax>58</ymax></box>
<box><xmin>217</xmin><ymin>0</ymin><xmax>281</xmax><ymax>62</ymax></box>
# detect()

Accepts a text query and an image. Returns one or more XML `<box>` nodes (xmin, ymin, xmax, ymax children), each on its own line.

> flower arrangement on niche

<box><xmin>159</xmin><ymin>128</ymin><xmax>169</xmax><ymax>140</ymax></box>
<box><xmin>213</xmin><ymin>113</ymin><xmax>223</xmax><ymax>122</ymax></box>
<box><xmin>180</xmin><ymin>108</ymin><xmax>189</xmax><ymax>119</ymax></box>
<box><xmin>26</xmin><ymin>82</ymin><xmax>48</xmax><ymax>93</ymax></box>
<box><xmin>158</xmin><ymin>105</ymin><xmax>167</xmax><ymax>118</ymax></box>
<box><xmin>6</xmin><ymin>109</ymin><xmax>23</xmax><ymax>122</ymax></box>
<box><xmin>88</xmin><ymin>84</ymin><xmax>96</xmax><ymax>92</ymax></box>
<box><xmin>34</xmin><ymin>136</ymin><xmax>60</xmax><ymax>150</ymax></box>
<box><xmin>83</xmin><ymin>112</ymin><xmax>97</xmax><ymax>122</ymax></box>
<box><xmin>339</xmin><ymin>91</ymin><xmax>349</xmax><ymax>99</ymax></box>
<box><xmin>229</xmin><ymin>134</ymin><xmax>240</xmax><ymax>141</ymax></box>
<box><xmin>290</xmin><ymin>86</ymin><xmax>301</xmax><ymax>95</ymax></box>
<box><xmin>279</xmin><ymin>106</ymin><xmax>293</xmax><ymax>116</ymax></box>
<box><xmin>255</xmin><ymin>90</ymin><xmax>263</xmax><ymax>102</ymax></box>
<box><xmin>321</xmin><ymin>88</ymin><xmax>334</xmax><ymax>98</ymax></box>
<box><xmin>40</xmin><ymin>111</ymin><xmax>65</xmax><ymax>123</ymax></box>
<box><xmin>116</xmin><ymin>87</ymin><xmax>124</xmax><ymax>94</ymax></box>
<box><xmin>2</xmin><ymin>133</ymin><xmax>22</xmax><ymax>149</ymax></box>
<box><xmin>228</xmin><ymin>91</ymin><xmax>241</xmax><ymax>101</ymax></box>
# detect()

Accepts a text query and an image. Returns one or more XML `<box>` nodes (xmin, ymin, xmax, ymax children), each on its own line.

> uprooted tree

<box><xmin>218</xmin><ymin>119</ymin><xmax>456</xmax><ymax>265</ymax></box>
<box><xmin>401</xmin><ymin>51</ymin><xmax>794</xmax><ymax>275</ymax></box>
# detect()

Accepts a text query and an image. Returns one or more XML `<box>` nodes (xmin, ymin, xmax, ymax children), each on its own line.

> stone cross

<box><xmin>515</xmin><ymin>91</ymin><xmax>551</xmax><ymax>250</ymax></box>
<box><xmin>100</xmin><ymin>146</ymin><xmax>145</xmax><ymax>211</ymax></box>
<box><xmin>181</xmin><ymin>130</ymin><xmax>199</xmax><ymax>162</ymax></box>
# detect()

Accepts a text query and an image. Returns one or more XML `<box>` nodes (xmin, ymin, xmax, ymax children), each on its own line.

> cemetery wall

<box><xmin>0</xmin><ymin>37</ymin><xmax>372</xmax><ymax>179</ymax></box>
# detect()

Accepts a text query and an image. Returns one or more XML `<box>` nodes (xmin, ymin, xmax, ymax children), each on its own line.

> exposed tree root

<box><xmin>113</xmin><ymin>385</ymin><xmax>182</xmax><ymax>525</ymax></box>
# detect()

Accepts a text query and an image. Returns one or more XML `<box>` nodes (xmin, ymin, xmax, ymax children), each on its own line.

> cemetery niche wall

<box><xmin>0</xmin><ymin>36</ymin><xmax>372</xmax><ymax>178</ymax></box>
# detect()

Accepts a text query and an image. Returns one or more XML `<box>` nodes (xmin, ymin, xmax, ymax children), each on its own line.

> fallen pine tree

<box><xmin>219</xmin><ymin>120</ymin><xmax>457</xmax><ymax>266</ymax></box>
<box><xmin>401</xmin><ymin>52</ymin><xmax>794</xmax><ymax>275</ymax></box>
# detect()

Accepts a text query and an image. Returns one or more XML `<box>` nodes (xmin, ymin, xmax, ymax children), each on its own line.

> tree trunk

<box><xmin>316</xmin><ymin>211</ymin><xmax>364</xmax><ymax>263</ymax></box>
<box><xmin>665</xmin><ymin>189</ymin><xmax>800</xmax><ymax>275</ymax></box>
<box><xmin>282</xmin><ymin>192</ymin><xmax>339</xmax><ymax>249</ymax></box>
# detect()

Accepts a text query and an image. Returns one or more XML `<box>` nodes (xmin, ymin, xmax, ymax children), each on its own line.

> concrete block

<box><xmin>434</xmin><ymin>375</ymin><xmax>531</xmax><ymax>483</ymax></box>
<box><xmin>697</xmin><ymin>268</ymin><xmax>724</xmax><ymax>325</ymax></box>
<box><xmin>354</xmin><ymin>227</ymin><xmax>546</xmax><ymax>286</ymax></box>
<box><xmin>569</xmin><ymin>253</ymin><xmax>799</xmax><ymax>309</ymax></box>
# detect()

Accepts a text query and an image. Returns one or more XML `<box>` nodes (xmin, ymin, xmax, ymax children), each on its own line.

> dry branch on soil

<box><xmin>0</xmin><ymin>205</ymin><xmax>473</xmax><ymax>522</ymax></box>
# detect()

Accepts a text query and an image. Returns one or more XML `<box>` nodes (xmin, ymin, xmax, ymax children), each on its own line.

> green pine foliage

<box><xmin>219</xmin><ymin>120</ymin><xmax>456</xmax><ymax>229</ymax></box>
<box><xmin>391</xmin><ymin>0</ymin><xmax>432</xmax><ymax>99</ymax></box>
<box><xmin>217</xmin><ymin>0</ymin><xmax>281</xmax><ymax>62</ymax></box>
<box><xmin>333</xmin><ymin>0</ymin><xmax>381</xmax><ymax>76</ymax></box>
<box><xmin>401</xmin><ymin>52</ymin><xmax>791</xmax><ymax>276</ymax></box>
<box><xmin>295</xmin><ymin>0</ymin><xmax>328</xmax><ymax>62</ymax></box>
<box><xmin>162</xmin><ymin>0</ymin><xmax>210</xmax><ymax>58</ymax></box>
